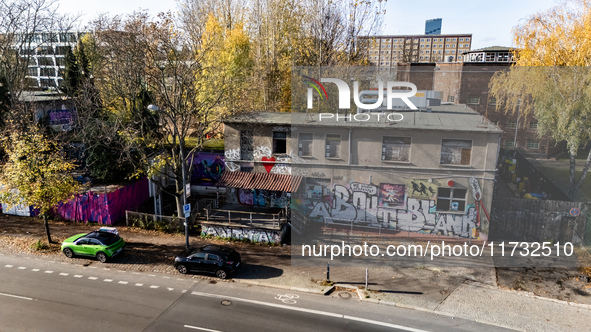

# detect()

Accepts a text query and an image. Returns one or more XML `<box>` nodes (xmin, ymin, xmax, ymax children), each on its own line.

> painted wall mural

<box><xmin>238</xmin><ymin>188</ymin><xmax>287</xmax><ymax>208</ymax></box>
<box><xmin>191</xmin><ymin>152</ymin><xmax>225</xmax><ymax>186</ymax></box>
<box><xmin>300</xmin><ymin>180</ymin><xmax>478</xmax><ymax>238</ymax></box>
<box><xmin>55</xmin><ymin>178</ymin><xmax>150</xmax><ymax>225</ymax></box>
<box><xmin>201</xmin><ymin>225</ymin><xmax>282</xmax><ymax>243</ymax></box>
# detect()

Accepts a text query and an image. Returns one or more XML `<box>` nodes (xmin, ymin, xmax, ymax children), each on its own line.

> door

<box><xmin>74</xmin><ymin>238</ymin><xmax>91</xmax><ymax>255</ymax></box>
<box><xmin>188</xmin><ymin>252</ymin><xmax>207</xmax><ymax>271</ymax></box>
<box><xmin>204</xmin><ymin>254</ymin><xmax>221</xmax><ymax>272</ymax></box>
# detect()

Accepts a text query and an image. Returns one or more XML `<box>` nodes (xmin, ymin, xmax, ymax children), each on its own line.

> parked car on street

<box><xmin>174</xmin><ymin>245</ymin><xmax>241</xmax><ymax>279</ymax></box>
<box><xmin>61</xmin><ymin>230</ymin><xmax>125</xmax><ymax>263</ymax></box>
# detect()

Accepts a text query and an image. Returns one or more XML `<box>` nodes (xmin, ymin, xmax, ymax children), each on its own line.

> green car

<box><xmin>61</xmin><ymin>230</ymin><xmax>125</xmax><ymax>263</ymax></box>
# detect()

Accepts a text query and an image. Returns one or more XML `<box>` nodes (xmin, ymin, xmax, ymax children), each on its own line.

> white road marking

<box><xmin>163</xmin><ymin>276</ymin><xmax>170</xmax><ymax>279</ymax></box>
<box><xmin>88</xmin><ymin>277</ymin><xmax>98</xmax><ymax>280</ymax></box>
<box><xmin>150</xmin><ymin>285</ymin><xmax>159</xmax><ymax>289</ymax></box>
<box><xmin>89</xmin><ymin>266</ymin><xmax>97</xmax><ymax>269</ymax></box>
<box><xmin>184</xmin><ymin>325</ymin><xmax>223</xmax><ymax>332</ymax></box>
<box><xmin>118</xmin><ymin>281</ymin><xmax>128</xmax><ymax>284</ymax></box>
<box><xmin>44</xmin><ymin>271</ymin><xmax>53</xmax><ymax>274</ymax></box>
<box><xmin>0</xmin><ymin>292</ymin><xmax>34</xmax><ymax>301</ymax></box>
<box><xmin>148</xmin><ymin>274</ymin><xmax>156</xmax><ymax>277</ymax></box>
<box><xmin>167</xmin><ymin>288</ymin><xmax>174</xmax><ymax>291</ymax></box>
<box><xmin>190</xmin><ymin>291</ymin><xmax>430</xmax><ymax>332</ymax></box>
<box><xmin>132</xmin><ymin>272</ymin><xmax>141</xmax><ymax>275</ymax></box>
<box><xmin>74</xmin><ymin>275</ymin><xmax>83</xmax><ymax>278</ymax></box>
<box><xmin>59</xmin><ymin>273</ymin><xmax>69</xmax><ymax>276</ymax></box>
<box><xmin>135</xmin><ymin>283</ymin><xmax>143</xmax><ymax>287</ymax></box>
<box><xmin>4</xmin><ymin>265</ymin><xmax>13</xmax><ymax>268</ymax></box>
<box><xmin>104</xmin><ymin>279</ymin><xmax>113</xmax><ymax>282</ymax></box>
<box><xmin>31</xmin><ymin>269</ymin><xmax>40</xmax><ymax>272</ymax></box>
<box><xmin>17</xmin><ymin>267</ymin><xmax>26</xmax><ymax>270</ymax></box>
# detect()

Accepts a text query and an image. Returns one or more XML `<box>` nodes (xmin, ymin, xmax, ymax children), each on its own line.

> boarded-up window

<box><xmin>240</xmin><ymin>130</ymin><xmax>253</xmax><ymax>160</ymax></box>
<box><xmin>298</xmin><ymin>133</ymin><xmax>313</xmax><ymax>156</ymax></box>
<box><xmin>440</xmin><ymin>139</ymin><xmax>471</xmax><ymax>165</ymax></box>
<box><xmin>382</xmin><ymin>137</ymin><xmax>411</xmax><ymax>162</ymax></box>
<box><xmin>273</xmin><ymin>131</ymin><xmax>287</xmax><ymax>154</ymax></box>
<box><xmin>436</xmin><ymin>188</ymin><xmax>467</xmax><ymax>212</ymax></box>
<box><xmin>325</xmin><ymin>134</ymin><xmax>340</xmax><ymax>158</ymax></box>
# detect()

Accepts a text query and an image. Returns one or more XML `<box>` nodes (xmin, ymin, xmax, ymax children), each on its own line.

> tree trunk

<box><xmin>569</xmin><ymin>148</ymin><xmax>591</xmax><ymax>201</ymax></box>
<box><xmin>43</xmin><ymin>214</ymin><xmax>52</xmax><ymax>244</ymax></box>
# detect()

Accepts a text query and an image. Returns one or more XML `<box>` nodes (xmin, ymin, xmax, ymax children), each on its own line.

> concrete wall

<box><xmin>201</xmin><ymin>224</ymin><xmax>283</xmax><ymax>244</ymax></box>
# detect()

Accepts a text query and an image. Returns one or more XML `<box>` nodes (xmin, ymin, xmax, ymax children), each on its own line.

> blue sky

<box><xmin>58</xmin><ymin>0</ymin><xmax>559</xmax><ymax>50</ymax></box>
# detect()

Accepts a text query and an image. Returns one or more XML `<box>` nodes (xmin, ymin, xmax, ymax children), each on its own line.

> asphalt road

<box><xmin>0</xmin><ymin>252</ymin><xmax>513</xmax><ymax>332</ymax></box>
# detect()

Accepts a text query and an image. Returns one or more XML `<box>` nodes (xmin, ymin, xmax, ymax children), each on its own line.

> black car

<box><xmin>174</xmin><ymin>245</ymin><xmax>241</xmax><ymax>279</ymax></box>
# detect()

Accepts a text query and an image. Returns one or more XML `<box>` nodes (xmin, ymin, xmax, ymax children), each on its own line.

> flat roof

<box><xmin>360</xmin><ymin>34</ymin><xmax>472</xmax><ymax>39</ymax></box>
<box><xmin>225</xmin><ymin>105</ymin><xmax>504</xmax><ymax>134</ymax></box>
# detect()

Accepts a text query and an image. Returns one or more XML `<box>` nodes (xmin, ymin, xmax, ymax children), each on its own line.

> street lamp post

<box><xmin>148</xmin><ymin>104</ymin><xmax>190</xmax><ymax>250</ymax></box>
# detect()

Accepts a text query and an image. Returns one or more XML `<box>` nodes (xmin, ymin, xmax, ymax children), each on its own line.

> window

<box><xmin>55</xmin><ymin>46</ymin><xmax>70</xmax><ymax>55</ymax></box>
<box><xmin>207</xmin><ymin>254</ymin><xmax>220</xmax><ymax>261</ymax></box>
<box><xmin>529</xmin><ymin>122</ymin><xmax>538</xmax><ymax>130</ymax></box>
<box><xmin>38</xmin><ymin>57</ymin><xmax>54</xmax><ymax>66</ymax></box>
<box><xmin>298</xmin><ymin>133</ymin><xmax>313</xmax><ymax>156</ymax></box>
<box><xmin>436</xmin><ymin>188</ymin><xmax>467</xmax><ymax>212</ymax></box>
<box><xmin>40</xmin><ymin>67</ymin><xmax>55</xmax><ymax>77</ymax></box>
<box><xmin>527</xmin><ymin>140</ymin><xmax>540</xmax><ymax>149</ymax></box>
<box><xmin>40</xmin><ymin>78</ymin><xmax>55</xmax><ymax>87</ymax></box>
<box><xmin>191</xmin><ymin>252</ymin><xmax>207</xmax><ymax>260</ymax></box>
<box><xmin>506</xmin><ymin>121</ymin><xmax>517</xmax><ymax>129</ymax></box>
<box><xmin>466</xmin><ymin>96</ymin><xmax>480</xmax><ymax>104</ymax></box>
<box><xmin>273</xmin><ymin>131</ymin><xmax>287</xmax><ymax>154</ymax></box>
<box><xmin>56</xmin><ymin>57</ymin><xmax>66</xmax><ymax>66</ymax></box>
<box><xmin>504</xmin><ymin>141</ymin><xmax>515</xmax><ymax>149</ymax></box>
<box><xmin>440</xmin><ymin>139</ymin><xmax>472</xmax><ymax>165</ymax></box>
<box><xmin>240</xmin><ymin>130</ymin><xmax>253</xmax><ymax>160</ymax></box>
<box><xmin>447</xmin><ymin>95</ymin><xmax>455</xmax><ymax>103</ymax></box>
<box><xmin>27</xmin><ymin>67</ymin><xmax>38</xmax><ymax>76</ymax></box>
<box><xmin>382</xmin><ymin>137</ymin><xmax>411</xmax><ymax>162</ymax></box>
<box><xmin>325</xmin><ymin>134</ymin><xmax>341</xmax><ymax>158</ymax></box>
<box><xmin>488</xmin><ymin>96</ymin><xmax>497</xmax><ymax>106</ymax></box>
<box><xmin>460</xmin><ymin>38</ymin><xmax>464</xmax><ymax>41</ymax></box>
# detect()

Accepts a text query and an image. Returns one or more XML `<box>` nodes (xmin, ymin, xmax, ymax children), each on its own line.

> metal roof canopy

<box><xmin>217</xmin><ymin>171</ymin><xmax>302</xmax><ymax>192</ymax></box>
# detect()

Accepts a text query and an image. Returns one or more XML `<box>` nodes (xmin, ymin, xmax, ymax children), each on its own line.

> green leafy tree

<box><xmin>0</xmin><ymin>127</ymin><xmax>80</xmax><ymax>243</ymax></box>
<box><xmin>489</xmin><ymin>0</ymin><xmax>591</xmax><ymax>200</ymax></box>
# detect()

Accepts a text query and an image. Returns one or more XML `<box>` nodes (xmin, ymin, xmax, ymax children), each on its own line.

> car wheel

<box><xmin>63</xmin><ymin>248</ymin><xmax>74</xmax><ymax>258</ymax></box>
<box><xmin>215</xmin><ymin>269</ymin><xmax>227</xmax><ymax>279</ymax></box>
<box><xmin>177</xmin><ymin>264</ymin><xmax>188</xmax><ymax>274</ymax></box>
<box><xmin>96</xmin><ymin>252</ymin><xmax>108</xmax><ymax>263</ymax></box>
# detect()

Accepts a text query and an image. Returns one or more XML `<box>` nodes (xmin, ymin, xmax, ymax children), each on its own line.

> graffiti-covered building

<box><xmin>222</xmin><ymin>107</ymin><xmax>502</xmax><ymax>240</ymax></box>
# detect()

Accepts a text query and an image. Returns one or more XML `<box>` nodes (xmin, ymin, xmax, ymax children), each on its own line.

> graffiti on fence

<box><xmin>55</xmin><ymin>178</ymin><xmax>149</xmax><ymax>224</ymax></box>
<box><xmin>201</xmin><ymin>225</ymin><xmax>281</xmax><ymax>243</ymax></box>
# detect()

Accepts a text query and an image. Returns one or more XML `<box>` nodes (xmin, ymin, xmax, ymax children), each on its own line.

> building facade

<box><xmin>425</xmin><ymin>18</ymin><xmax>442</xmax><ymax>35</ymax></box>
<box><xmin>222</xmin><ymin>108</ymin><xmax>502</xmax><ymax>240</ymax></box>
<box><xmin>17</xmin><ymin>32</ymin><xmax>83</xmax><ymax>89</ymax></box>
<box><xmin>394</xmin><ymin>47</ymin><xmax>561</xmax><ymax>159</ymax></box>
<box><xmin>361</xmin><ymin>34</ymin><xmax>472</xmax><ymax>66</ymax></box>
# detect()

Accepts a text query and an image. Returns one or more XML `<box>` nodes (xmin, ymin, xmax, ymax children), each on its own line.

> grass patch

<box><xmin>30</xmin><ymin>239</ymin><xmax>49</xmax><ymax>251</ymax></box>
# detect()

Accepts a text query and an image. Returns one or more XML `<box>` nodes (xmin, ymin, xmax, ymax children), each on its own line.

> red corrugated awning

<box><xmin>217</xmin><ymin>171</ymin><xmax>302</xmax><ymax>192</ymax></box>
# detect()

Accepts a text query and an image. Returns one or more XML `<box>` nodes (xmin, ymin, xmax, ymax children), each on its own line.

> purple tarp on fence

<box><xmin>55</xmin><ymin>178</ymin><xmax>149</xmax><ymax>225</ymax></box>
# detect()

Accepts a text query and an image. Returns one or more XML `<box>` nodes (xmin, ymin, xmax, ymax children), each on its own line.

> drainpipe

<box><xmin>348</xmin><ymin>128</ymin><xmax>352</xmax><ymax>165</ymax></box>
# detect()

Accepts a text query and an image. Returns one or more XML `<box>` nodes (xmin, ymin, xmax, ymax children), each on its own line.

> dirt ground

<box><xmin>1</xmin><ymin>213</ymin><xmax>590</xmax><ymax>304</ymax></box>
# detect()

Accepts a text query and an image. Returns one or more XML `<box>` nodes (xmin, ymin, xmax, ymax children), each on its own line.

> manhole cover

<box><xmin>338</xmin><ymin>292</ymin><xmax>352</xmax><ymax>300</ymax></box>
<box><xmin>221</xmin><ymin>300</ymin><xmax>232</xmax><ymax>306</ymax></box>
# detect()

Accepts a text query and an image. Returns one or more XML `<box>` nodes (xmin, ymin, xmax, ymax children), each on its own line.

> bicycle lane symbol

<box><xmin>275</xmin><ymin>293</ymin><xmax>299</xmax><ymax>304</ymax></box>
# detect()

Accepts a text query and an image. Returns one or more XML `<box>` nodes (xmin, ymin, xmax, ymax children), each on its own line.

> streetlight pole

<box><xmin>148</xmin><ymin>104</ymin><xmax>190</xmax><ymax>250</ymax></box>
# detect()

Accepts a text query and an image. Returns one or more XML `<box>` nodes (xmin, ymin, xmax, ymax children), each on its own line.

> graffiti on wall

<box><xmin>201</xmin><ymin>225</ymin><xmax>281</xmax><ymax>243</ymax></box>
<box><xmin>224</xmin><ymin>145</ymin><xmax>307</xmax><ymax>175</ymax></box>
<box><xmin>191</xmin><ymin>152</ymin><xmax>225</xmax><ymax>186</ymax></box>
<box><xmin>238</xmin><ymin>188</ymin><xmax>287</xmax><ymax>208</ymax></box>
<box><xmin>406</xmin><ymin>179</ymin><xmax>438</xmax><ymax>200</ymax></box>
<box><xmin>56</xmin><ymin>178</ymin><xmax>149</xmax><ymax>225</ymax></box>
<box><xmin>303</xmin><ymin>181</ymin><xmax>477</xmax><ymax>238</ymax></box>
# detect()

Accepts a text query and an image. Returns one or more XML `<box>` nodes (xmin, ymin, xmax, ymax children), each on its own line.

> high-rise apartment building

<box><xmin>17</xmin><ymin>32</ymin><xmax>84</xmax><ymax>89</ymax></box>
<box><xmin>425</xmin><ymin>18</ymin><xmax>442</xmax><ymax>35</ymax></box>
<box><xmin>361</xmin><ymin>34</ymin><xmax>472</xmax><ymax>66</ymax></box>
